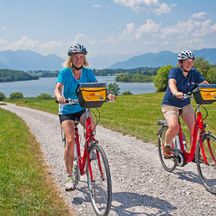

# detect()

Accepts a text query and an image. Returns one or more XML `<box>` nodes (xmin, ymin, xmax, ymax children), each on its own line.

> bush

<box><xmin>122</xmin><ymin>91</ymin><xmax>132</xmax><ymax>95</ymax></box>
<box><xmin>0</xmin><ymin>92</ymin><xmax>6</xmax><ymax>100</ymax></box>
<box><xmin>9</xmin><ymin>92</ymin><xmax>24</xmax><ymax>100</ymax></box>
<box><xmin>154</xmin><ymin>65</ymin><xmax>173</xmax><ymax>92</ymax></box>
<box><xmin>37</xmin><ymin>93</ymin><xmax>53</xmax><ymax>100</ymax></box>
<box><xmin>107</xmin><ymin>82</ymin><xmax>120</xmax><ymax>96</ymax></box>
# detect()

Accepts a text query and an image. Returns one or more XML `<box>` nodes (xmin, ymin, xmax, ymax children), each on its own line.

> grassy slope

<box><xmin>11</xmin><ymin>92</ymin><xmax>216</xmax><ymax>144</ymax></box>
<box><xmin>0</xmin><ymin>108</ymin><xmax>73</xmax><ymax>216</ymax></box>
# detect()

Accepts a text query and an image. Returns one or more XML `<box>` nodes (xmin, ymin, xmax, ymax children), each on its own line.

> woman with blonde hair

<box><xmin>55</xmin><ymin>43</ymin><xmax>97</xmax><ymax>191</ymax></box>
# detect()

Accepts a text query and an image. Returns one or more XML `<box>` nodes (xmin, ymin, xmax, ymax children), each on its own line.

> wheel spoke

<box><xmin>197</xmin><ymin>133</ymin><xmax>216</xmax><ymax>194</ymax></box>
<box><xmin>158</xmin><ymin>126</ymin><xmax>177</xmax><ymax>172</ymax></box>
<box><xmin>87</xmin><ymin>144</ymin><xmax>112</xmax><ymax>216</ymax></box>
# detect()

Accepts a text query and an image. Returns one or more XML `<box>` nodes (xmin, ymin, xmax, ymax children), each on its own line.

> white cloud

<box><xmin>74</xmin><ymin>33</ymin><xmax>96</xmax><ymax>45</ymax></box>
<box><xmin>113</xmin><ymin>0</ymin><xmax>172</xmax><ymax>15</ymax></box>
<box><xmin>93</xmin><ymin>4</ymin><xmax>101</xmax><ymax>8</ymax></box>
<box><xmin>101</xmin><ymin>14</ymin><xmax>216</xmax><ymax>55</ymax></box>
<box><xmin>7</xmin><ymin>36</ymin><xmax>39</xmax><ymax>50</ymax></box>
<box><xmin>153</xmin><ymin>3</ymin><xmax>171</xmax><ymax>15</ymax></box>
<box><xmin>0</xmin><ymin>38</ymin><xmax>8</xmax><ymax>47</ymax></box>
<box><xmin>0</xmin><ymin>26</ymin><xmax>7</xmax><ymax>31</ymax></box>
<box><xmin>39</xmin><ymin>41</ymin><xmax>64</xmax><ymax>49</ymax></box>
<box><xmin>117</xmin><ymin>19</ymin><xmax>160</xmax><ymax>41</ymax></box>
<box><xmin>191</xmin><ymin>12</ymin><xmax>207</xmax><ymax>20</ymax></box>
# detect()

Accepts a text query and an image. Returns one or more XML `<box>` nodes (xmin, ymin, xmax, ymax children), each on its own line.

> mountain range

<box><xmin>0</xmin><ymin>50</ymin><xmax>64</xmax><ymax>71</ymax></box>
<box><xmin>0</xmin><ymin>48</ymin><xmax>216</xmax><ymax>70</ymax></box>
<box><xmin>109</xmin><ymin>48</ymin><xmax>216</xmax><ymax>69</ymax></box>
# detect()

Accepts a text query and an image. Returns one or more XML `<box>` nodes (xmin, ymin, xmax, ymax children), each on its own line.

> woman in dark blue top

<box><xmin>161</xmin><ymin>50</ymin><xmax>208</xmax><ymax>158</ymax></box>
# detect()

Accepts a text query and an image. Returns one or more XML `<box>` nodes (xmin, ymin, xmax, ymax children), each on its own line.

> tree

<box><xmin>107</xmin><ymin>82</ymin><xmax>120</xmax><ymax>96</ymax></box>
<box><xmin>194</xmin><ymin>57</ymin><xmax>211</xmax><ymax>78</ymax></box>
<box><xmin>206</xmin><ymin>66</ymin><xmax>216</xmax><ymax>84</ymax></box>
<box><xmin>9</xmin><ymin>92</ymin><xmax>24</xmax><ymax>100</ymax></box>
<box><xmin>0</xmin><ymin>92</ymin><xmax>6</xmax><ymax>100</ymax></box>
<box><xmin>37</xmin><ymin>93</ymin><xmax>53</xmax><ymax>100</ymax></box>
<box><xmin>154</xmin><ymin>65</ymin><xmax>173</xmax><ymax>92</ymax></box>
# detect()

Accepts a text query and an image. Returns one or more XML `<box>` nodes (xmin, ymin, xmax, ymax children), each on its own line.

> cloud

<box><xmin>7</xmin><ymin>36</ymin><xmax>39</xmax><ymax>49</ymax></box>
<box><xmin>0</xmin><ymin>26</ymin><xmax>7</xmax><ymax>31</ymax></box>
<box><xmin>0</xmin><ymin>38</ymin><xmax>8</xmax><ymax>47</ymax></box>
<box><xmin>101</xmin><ymin>14</ymin><xmax>216</xmax><ymax>55</ymax></box>
<box><xmin>74</xmin><ymin>33</ymin><xmax>97</xmax><ymax>45</ymax></box>
<box><xmin>191</xmin><ymin>12</ymin><xmax>207</xmax><ymax>20</ymax></box>
<box><xmin>113</xmin><ymin>0</ymin><xmax>172</xmax><ymax>15</ymax></box>
<box><xmin>153</xmin><ymin>2</ymin><xmax>171</xmax><ymax>15</ymax></box>
<box><xmin>39</xmin><ymin>41</ymin><xmax>64</xmax><ymax>49</ymax></box>
<box><xmin>93</xmin><ymin>4</ymin><xmax>101</xmax><ymax>8</ymax></box>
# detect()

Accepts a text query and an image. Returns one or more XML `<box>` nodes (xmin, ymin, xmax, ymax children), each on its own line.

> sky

<box><xmin>0</xmin><ymin>0</ymin><xmax>216</xmax><ymax>67</ymax></box>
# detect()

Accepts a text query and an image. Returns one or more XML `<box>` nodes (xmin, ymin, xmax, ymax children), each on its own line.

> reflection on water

<box><xmin>0</xmin><ymin>76</ymin><xmax>156</xmax><ymax>97</ymax></box>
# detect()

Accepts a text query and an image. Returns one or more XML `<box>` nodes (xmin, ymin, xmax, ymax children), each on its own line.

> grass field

<box><xmin>8</xmin><ymin>92</ymin><xmax>216</xmax><ymax>144</ymax></box>
<box><xmin>1</xmin><ymin>92</ymin><xmax>216</xmax><ymax>214</ymax></box>
<box><xmin>0</xmin><ymin>108</ymin><xmax>73</xmax><ymax>216</ymax></box>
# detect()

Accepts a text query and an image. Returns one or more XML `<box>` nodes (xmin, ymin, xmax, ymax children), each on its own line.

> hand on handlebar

<box><xmin>56</xmin><ymin>96</ymin><xmax>66</xmax><ymax>104</ymax></box>
<box><xmin>107</xmin><ymin>94</ymin><xmax>116</xmax><ymax>102</ymax></box>
<box><xmin>175</xmin><ymin>91</ymin><xmax>184</xmax><ymax>99</ymax></box>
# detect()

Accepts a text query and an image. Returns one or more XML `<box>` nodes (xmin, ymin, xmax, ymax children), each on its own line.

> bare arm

<box><xmin>200</xmin><ymin>80</ymin><xmax>209</xmax><ymax>84</ymax></box>
<box><xmin>55</xmin><ymin>83</ymin><xmax>65</xmax><ymax>103</ymax></box>
<box><xmin>169</xmin><ymin>78</ymin><xmax>183</xmax><ymax>99</ymax></box>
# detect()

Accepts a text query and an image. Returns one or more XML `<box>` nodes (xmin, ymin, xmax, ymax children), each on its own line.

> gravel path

<box><xmin>1</xmin><ymin>103</ymin><xmax>216</xmax><ymax>216</ymax></box>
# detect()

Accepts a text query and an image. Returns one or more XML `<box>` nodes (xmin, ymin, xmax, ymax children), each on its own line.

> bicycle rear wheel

<box><xmin>197</xmin><ymin>133</ymin><xmax>216</xmax><ymax>194</ymax></box>
<box><xmin>87</xmin><ymin>143</ymin><xmax>112</xmax><ymax>216</ymax></box>
<box><xmin>158</xmin><ymin>126</ymin><xmax>177</xmax><ymax>172</ymax></box>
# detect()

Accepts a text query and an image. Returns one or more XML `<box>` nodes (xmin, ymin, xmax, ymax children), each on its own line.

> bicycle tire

<box><xmin>196</xmin><ymin>133</ymin><xmax>216</xmax><ymax>195</ymax></box>
<box><xmin>158</xmin><ymin>126</ymin><xmax>177</xmax><ymax>172</ymax></box>
<box><xmin>86</xmin><ymin>143</ymin><xmax>112</xmax><ymax>216</ymax></box>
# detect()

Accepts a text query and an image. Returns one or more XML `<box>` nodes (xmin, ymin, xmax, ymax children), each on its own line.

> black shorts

<box><xmin>59</xmin><ymin>110</ymin><xmax>86</xmax><ymax>124</ymax></box>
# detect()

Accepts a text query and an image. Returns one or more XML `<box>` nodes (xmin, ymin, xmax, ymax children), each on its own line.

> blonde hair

<box><xmin>62</xmin><ymin>55</ymin><xmax>89</xmax><ymax>68</ymax></box>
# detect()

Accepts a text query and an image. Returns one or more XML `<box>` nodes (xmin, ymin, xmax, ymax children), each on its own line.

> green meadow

<box><xmin>0</xmin><ymin>108</ymin><xmax>73</xmax><ymax>216</ymax></box>
<box><xmin>8</xmin><ymin>92</ymin><xmax>216</xmax><ymax>143</ymax></box>
<box><xmin>1</xmin><ymin>92</ymin><xmax>216</xmax><ymax>215</ymax></box>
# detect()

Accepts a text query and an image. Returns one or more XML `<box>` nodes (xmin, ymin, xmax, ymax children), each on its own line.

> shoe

<box><xmin>65</xmin><ymin>175</ymin><xmax>76</xmax><ymax>191</ymax></box>
<box><xmin>163</xmin><ymin>145</ymin><xmax>172</xmax><ymax>159</ymax></box>
<box><xmin>90</xmin><ymin>150</ymin><xmax>97</xmax><ymax>160</ymax></box>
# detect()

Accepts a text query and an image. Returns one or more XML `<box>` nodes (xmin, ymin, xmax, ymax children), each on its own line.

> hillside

<box><xmin>0</xmin><ymin>50</ymin><xmax>64</xmax><ymax>71</ymax></box>
<box><xmin>110</xmin><ymin>48</ymin><xmax>216</xmax><ymax>69</ymax></box>
<box><xmin>0</xmin><ymin>69</ymin><xmax>38</xmax><ymax>82</ymax></box>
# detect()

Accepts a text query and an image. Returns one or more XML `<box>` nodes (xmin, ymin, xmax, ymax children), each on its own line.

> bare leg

<box><xmin>61</xmin><ymin>120</ymin><xmax>75</xmax><ymax>176</ymax></box>
<box><xmin>181</xmin><ymin>108</ymin><xmax>196</xmax><ymax>145</ymax></box>
<box><xmin>165</xmin><ymin>114</ymin><xmax>179</xmax><ymax>145</ymax></box>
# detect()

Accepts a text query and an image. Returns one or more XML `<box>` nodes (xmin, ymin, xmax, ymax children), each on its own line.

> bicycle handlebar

<box><xmin>56</xmin><ymin>97</ymin><xmax>116</xmax><ymax>105</ymax></box>
<box><xmin>56</xmin><ymin>98</ymin><xmax>78</xmax><ymax>105</ymax></box>
<box><xmin>182</xmin><ymin>93</ymin><xmax>192</xmax><ymax>100</ymax></box>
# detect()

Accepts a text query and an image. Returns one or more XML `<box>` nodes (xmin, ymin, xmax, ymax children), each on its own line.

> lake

<box><xmin>0</xmin><ymin>76</ymin><xmax>156</xmax><ymax>97</ymax></box>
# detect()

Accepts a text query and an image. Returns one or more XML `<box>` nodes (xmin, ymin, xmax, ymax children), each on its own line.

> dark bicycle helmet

<box><xmin>68</xmin><ymin>43</ymin><xmax>87</xmax><ymax>56</ymax></box>
<box><xmin>178</xmin><ymin>50</ymin><xmax>195</xmax><ymax>61</ymax></box>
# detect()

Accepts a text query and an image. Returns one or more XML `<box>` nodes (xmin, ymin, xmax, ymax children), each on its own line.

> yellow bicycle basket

<box><xmin>76</xmin><ymin>82</ymin><xmax>107</xmax><ymax>108</ymax></box>
<box><xmin>193</xmin><ymin>84</ymin><xmax>216</xmax><ymax>104</ymax></box>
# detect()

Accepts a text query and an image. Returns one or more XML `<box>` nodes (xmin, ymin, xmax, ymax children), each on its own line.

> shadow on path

<box><xmin>174</xmin><ymin>168</ymin><xmax>202</xmax><ymax>185</ymax></box>
<box><xmin>71</xmin><ymin>187</ymin><xmax>176</xmax><ymax>216</ymax></box>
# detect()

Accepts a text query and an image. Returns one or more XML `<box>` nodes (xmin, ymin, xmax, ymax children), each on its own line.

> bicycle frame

<box><xmin>177</xmin><ymin>105</ymin><xmax>206</xmax><ymax>163</ymax></box>
<box><xmin>74</xmin><ymin>108</ymin><xmax>104</xmax><ymax>181</ymax></box>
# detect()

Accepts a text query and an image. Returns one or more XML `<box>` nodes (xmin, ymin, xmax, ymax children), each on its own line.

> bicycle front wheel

<box><xmin>158</xmin><ymin>126</ymin><xmax>177</xmax><ymax>172</ymax></box>
<box><xmin>197</xmin><ymin>133</ymin><xmax>216</xmax><ymax>195</ymax></box>
<box><xmin>87</xmin><ymin>143</ymin><xmax>112</xmax><ymax>216</ymax></box>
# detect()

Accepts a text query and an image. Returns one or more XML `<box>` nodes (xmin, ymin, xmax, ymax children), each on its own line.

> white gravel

<box><xmin>1</xmin><ymin>103</ymin><xmax>216</xmax><ymax>216</ymax></box>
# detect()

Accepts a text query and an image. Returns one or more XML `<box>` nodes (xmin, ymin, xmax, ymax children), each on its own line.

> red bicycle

<box><xmin>157</xmin><ymin>84</ymin><xmax>216</xmax><ymax>194</ymax></box>
<box><xmin>60</xmin><ymin>83</ymin><xmax>112</xmax><ymax>216</ymax></box>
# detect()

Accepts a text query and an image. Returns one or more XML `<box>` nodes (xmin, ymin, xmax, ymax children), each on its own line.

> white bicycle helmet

<box><xmin>178</xmin><ymin>50</ymin><xmax>195</xmax><ymax>61</ymax></box>
<box><xmin>68</xmin><ymin>43</ymin><xmax>87</xmax><ymax>56</ymax></box>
